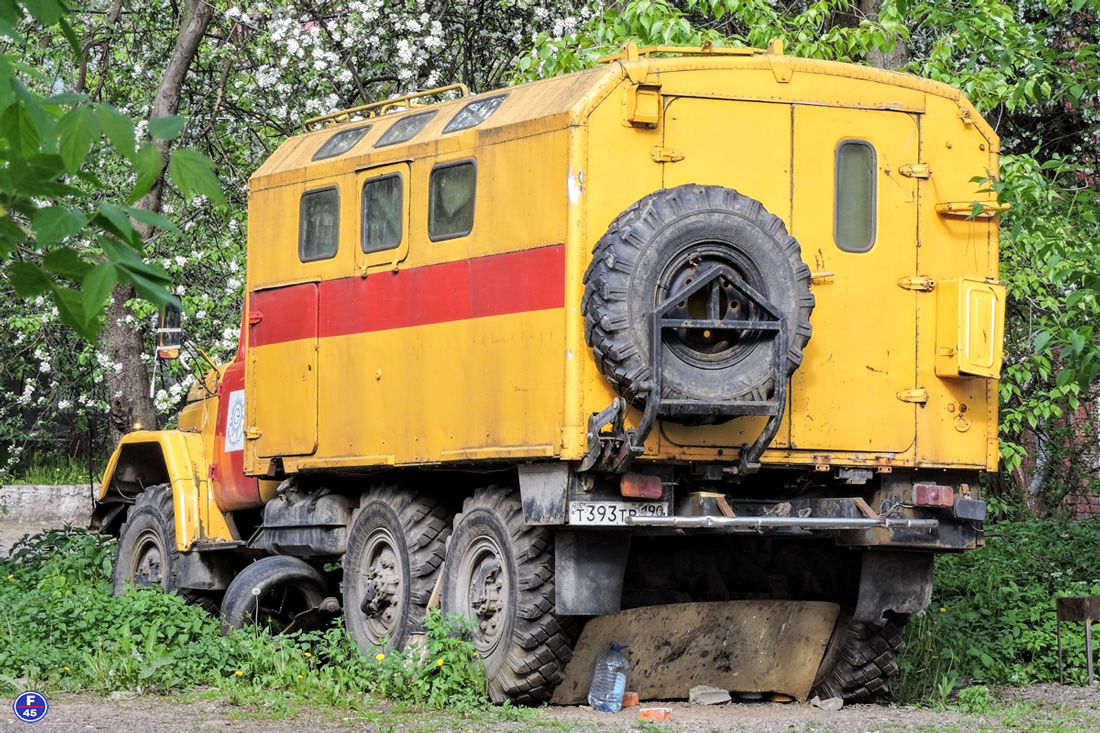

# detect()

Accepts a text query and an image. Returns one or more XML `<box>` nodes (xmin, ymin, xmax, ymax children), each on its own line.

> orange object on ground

<box><xmin>639</xmin><ymin>707</ymin><xmax>672</xmax><ymax>722</ymax></box>
<box><xmin>621</xmin><ymin>691</ymin><xmax>639</xmax><ymax>707</ymax></box>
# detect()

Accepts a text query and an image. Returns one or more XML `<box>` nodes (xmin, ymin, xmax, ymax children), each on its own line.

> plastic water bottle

<box><xmin>588</xmin><ymin>643</ymin><xmax>629</xmax><ymax>712</ymax></box>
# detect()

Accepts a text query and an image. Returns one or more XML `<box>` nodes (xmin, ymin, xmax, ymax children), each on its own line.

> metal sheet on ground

<box><xmin>551</xmin><ymin>600</ymin><xmax>839</xmax><ymax>704</ymax></box>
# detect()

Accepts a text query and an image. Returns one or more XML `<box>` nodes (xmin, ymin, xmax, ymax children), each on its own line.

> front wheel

<box><xmin>112</xmin><ymin>484</ymin><xmax>217</xmax><ymax>612</ymax></box>
<box><xmin>441</xmin><ymin>488</ymin><xmax>575</xmax><ymax>705</ymax></box>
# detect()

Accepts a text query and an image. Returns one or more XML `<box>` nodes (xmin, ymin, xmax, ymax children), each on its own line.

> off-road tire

<box><xmin>582</xmin><ymin>184</ymin><xmax>813</xmax><ymax>417</ymax></box>
<box><xmin>812</xmin><ymin>613</ymin><xmax>909</xmax><ymax>703</ymax></box>
<box><xmin>344</xmin><ymin>486</ymin><xmax>451</xmax><ymax>652</ymax></box>
<box><xmin>220</xmin><ymin>555</ymin><xmax>329</xmax><ymax>633</ymax></box>
<box><xmin>441</xmin><ymin>488</ymin><xmax>576</xmax><ymax>705</ymax></box>
<box><xmin>112</xmin><ymin>484</ymin><xmax>218</xmax><ymax>613</ymax></box>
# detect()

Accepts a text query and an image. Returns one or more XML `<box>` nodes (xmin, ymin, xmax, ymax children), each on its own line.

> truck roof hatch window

<box><xmin>374</xmin><ymin>111</ymin><xmax>437</xmax><ymax>148</ymax></box>
<box><xmin>443</xmin><ymin>94</ymin><xmax>507</xmax><ymax>134</ymax></box>
<box><xmin>834</xmin><ymin>139</ymin><xmax>876</xmax><ymax>253</ymax></box>
<box><xmin>312</xmin><ymin>124</ymin><xmax>372</xmax><ymax>161</ymax></box>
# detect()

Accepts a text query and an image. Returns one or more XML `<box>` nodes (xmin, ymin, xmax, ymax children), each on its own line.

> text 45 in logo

<box><xmin>12</xmin><ymin>691</ymin><xmax>48</xmax><ymax>723</ymax></box>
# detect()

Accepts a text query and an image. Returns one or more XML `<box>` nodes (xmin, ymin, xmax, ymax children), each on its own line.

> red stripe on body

<box><xmin>250</xmin><ymin>283</ymin><xmax>319</xmax><ymax>347</ymax></box>
<box><xmin>250</xmin><ymin>245</ymin><xmax>565</xmax><ymax>347</ymax></box>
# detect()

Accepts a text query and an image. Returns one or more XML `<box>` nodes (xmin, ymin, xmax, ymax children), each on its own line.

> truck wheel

<box><xmin>582</xmin><ymin>184</ymin><xmax>813</xmax><ymax>418</ymax></box>
<box><xmin>441</xmin><ymin>488</ymin><xmax>575</xmax><ymax>704</ymax></box>
<box><xmin>220</xmin><ymin>555</ymin><xmax>329</xmax><ymax>633</ymax></box>
<box><xmin>112</xmin><ymin>484</ymin><xmax>217</xmax><ymax>612</ymax></box>
<box><xmin>812</xmin><ymin>613</ymin><xmax>909</xmax><ymax>703</ymax></box>
<box><xmin>344</xmin><ymin>487</ymin><xmax>450</xmax><ymax>652</ymax></box>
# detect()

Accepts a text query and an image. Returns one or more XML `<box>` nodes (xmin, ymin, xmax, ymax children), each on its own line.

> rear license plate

<box><xmin>569</xmin><ymin>501</ymin><xmax>670</xmax><ymax>526</ymax></box>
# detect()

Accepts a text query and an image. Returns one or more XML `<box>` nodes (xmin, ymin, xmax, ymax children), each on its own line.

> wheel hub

<box><xmin>470</xmin><ymin>557</ymin><xmax>504</xmax><ymax>637</ymax></box>
<box><xmin>658</xmin><ymin>247</ymin><xmax>767</xmax><ymax>369</ymax></box>
<box><xmin>132</xmin><ymin>530</ymin><xmax>165</xmax><ymax>588</ymax></box>
<box><xmin>360</xmin><ymin>532</ymin><xmax>402</xmax><ymax>636</ymax></box>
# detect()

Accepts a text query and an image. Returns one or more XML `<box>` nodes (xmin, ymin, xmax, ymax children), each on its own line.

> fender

<box><xmin>94</xmin><ymin>430</ymin><xmax>236</xmax><ymax>551</ymax></box>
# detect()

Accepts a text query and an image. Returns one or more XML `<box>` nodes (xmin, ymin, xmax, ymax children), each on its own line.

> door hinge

<box><xmin>899</xmin><ymin>163</ymin><xmax>931</xmax><ymax>179</ymax></box>
<box><xmin>244</xmin><ymin>426</ymin><xmax>263</xmax><ymax>440</ymax></box>
<box><xmin>248</xmin><ymin>311</ymin><xmax>263</xmax><ymax>325</ymax></box>
<box><xmin>650</xmin><ymin>146</ymin><xmax>684</xmax><ymax>163</ymax></box>
<box><xmin>896</xmin><ymin>388</ymin><xmax>929</xmax><ymax>404</ymax></box>
<box><xmin>898</xmin><ymin>276</ymin><xmax>935</xmax><ymax>292</ymax></box>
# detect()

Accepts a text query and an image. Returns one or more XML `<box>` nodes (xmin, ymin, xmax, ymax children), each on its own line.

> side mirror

<box><xmin>156</xmin><ymin>300</ymin><xmax>182</xmax><ymax>360</ymax></box>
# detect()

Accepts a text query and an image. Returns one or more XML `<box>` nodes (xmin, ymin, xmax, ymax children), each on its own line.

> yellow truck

<box><xmin>93</xmin><ymin>42</ymin><xmax>1004</xmax><ymax>705</ymax></box>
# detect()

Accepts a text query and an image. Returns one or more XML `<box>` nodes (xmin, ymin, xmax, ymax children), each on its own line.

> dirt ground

<box><xmin>0</xmin><ymin>685</ymin><xmax>1095</xmax><ymax>733</ymax></box>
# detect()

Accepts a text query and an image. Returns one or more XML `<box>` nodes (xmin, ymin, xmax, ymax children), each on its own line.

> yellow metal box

<box><xmin>935</xmin><ymin>276</ymin><xmax>1005</xmax><ymax>378</ymax></box>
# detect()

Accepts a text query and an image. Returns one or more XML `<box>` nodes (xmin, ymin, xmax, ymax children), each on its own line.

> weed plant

<box><xmin>895</xmin><ymin>518</ymin><xmax>1100</xmax><ymax>704</ymax></box>
<box><xmin>0</xmin><ymin>527</ymin><xmax>491</xmax><ymax>712</ymax></box>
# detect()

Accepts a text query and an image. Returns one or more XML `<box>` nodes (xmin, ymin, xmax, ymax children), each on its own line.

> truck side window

<box><xmin>428</xmin><ymin>161</ymin><xmax>476</xmax><ymax>240</ymax></box>
<box><xmin>361</xmin><ymin>174</ymin><xmax>403</xmax><ymax>253</ymax></box>
<box><xmin>299</xmin><ymin>187</ymin><xmax>340</xmax><ymax>262</ymax></box>
<box><xmin>834</xmin><ymin>140</ymin><xmax>876</xmax><ymax>252</ymax></box>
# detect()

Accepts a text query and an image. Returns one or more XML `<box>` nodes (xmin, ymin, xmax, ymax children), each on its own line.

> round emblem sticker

<box><xmin>12</xmin><ymin>691</ymin><xmax>48</xmax><ymax>723</ymax></box>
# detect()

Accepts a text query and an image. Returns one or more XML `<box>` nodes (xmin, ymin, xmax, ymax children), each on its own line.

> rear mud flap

<box><xmin>551</xmin><ymin>600</ymin><xmax>839</xmax><ymax>704</ymax></box>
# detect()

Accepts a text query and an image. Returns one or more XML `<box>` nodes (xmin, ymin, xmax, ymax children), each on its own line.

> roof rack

<box><xmin>598</xmin><ymin>39</ymin><xmax>783</xmax><ymax>64</ymax></box>
<box><xmin>304</xmin><ymin>83</ymin><xmax>470</xmax><ymax>131</ymax></box>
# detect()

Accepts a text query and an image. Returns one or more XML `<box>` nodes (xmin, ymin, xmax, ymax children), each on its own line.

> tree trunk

<box><xmin>101</xmin><ymin>0</ymin><xmax>214</xmax><ymax>446</ymax></box>
<box><xmin>859</xmin><ymin>0</ymin><xmax>909</xmax><ymax>70</ymax></box>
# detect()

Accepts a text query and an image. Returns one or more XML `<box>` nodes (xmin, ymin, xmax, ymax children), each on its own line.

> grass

<box><xmin>3</xmin><ymin>450</ymin><xmax>101</xmax><ymax>485</ymax></box>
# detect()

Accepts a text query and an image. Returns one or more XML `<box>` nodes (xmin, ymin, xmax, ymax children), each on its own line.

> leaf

<box><xmin>54</xmin><ymin>105</ymin><xmax>99</xmax><ymax>174</ymax></box>
<box><xmin>0</xmin><ymin>100</ymin><xmax>41</xmax><ymax>157</ymax></box>
<box><xmin>129</xmin><ymin>144</ymin><xmax>163</xmax><ymax>204</ymax></box>
<box><xmin>147</xmin><ymin>115</ymin><xmax>185</xmax><ymax>141</ymax></box>
<box><xmin>168</xmin><ymin>149</ymin><xmax>226</xmax><ymax>207</ymax></box>
<box><xmin>52</xmin><ymin>286</ymin><xmax>99</xmax><ymax>339</ymax></box>
<box><xmin>22</xmin><ymin>0</ymin><xmax>65</xmax><ymax>26</ymax></box>
<box><xmin>7</xmin><ymin>261</ymin><xmax>53</xmax><ymax>296</ymax></box>
<box><xmin>82</xmin><ymin>262</ymin><xmax>118</xmax><ymax>315</ymax></box>
<box><xmin>94</xmin><ymin>202</ymin><xmax>137</xmax><ymax>245</ymax></box>
<box><xmin>121</xmin><ymin>267</ymin><xmax>176</xmax><ymax>307</ymax></box>
<box><xmin>122</xmin><ymin>205</ymin><xmax>180</xmax><ymax>235</ymax></box>
<box><xmin>32</xmin><ymin>206</ymin><xmax>88</xmax><ymax>246</ymax></box>
<box><xmin>43</xmin><ymin>92</ymin><xmax>89</xmax><ymax>106</ymax></box>
<box><xmin>56</xmin><ymin>16</ymin><xmax>80</xmax><ymax>56</ymax></box>
<box><xmin>99</xmin><ymin>236</ymin><xmax>171</xmax><ymax>284</ymax></box>
<box><xmin>95</xmin><ymin>103</ymin><xmax>136</xmax><ymax>161</ymax></box>
<box><xmin>43</xmin><ymin>246</ymin><xmax>93</xmax><ymax>281</ymax></box>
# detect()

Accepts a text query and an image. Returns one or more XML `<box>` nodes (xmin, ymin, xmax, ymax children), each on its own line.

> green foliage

<box><xmin>0</xmin><ymin>1</ymin><xmax>225</xmax><ymax>339</ymax></box>
<box><xmin>896</xmin><ymin>519</ymin><xmax>1100</xmax><ymax>704</ymax></box>
<box><xmin>955</xmin><ymin>684</ymin><xmax>996</xmax><ymax>714</ymax></box>
<box><xmin>0</xmin><ymin>527</ymin><xmax>489</xmax><ymax>712</ymax></box>
<box><xmin>3</xmin><ymin>449</ymin><xmax>95</xmax><ymax>484</ymax></box>
<box><xmin>994</xmin><ymin>152</ymin><xmax>1100</xmax><ymax>480</ymax></box>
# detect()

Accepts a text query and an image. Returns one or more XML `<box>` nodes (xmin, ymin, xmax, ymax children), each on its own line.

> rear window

<box><xmin>834</xmin><ymin>140</ymin><xmax>876</xmax><ymax>252</ymax></box>
<box><xmin>361</xmin><ymin>174</ymin><xmax>403</xmax><ymax>253</ymax></box>
<box><xmin>299</xmin><ymin>187</ymin><xmax>340</xmax><ymax>262</ymax></box>
<box><xmin>428</xmin><ymin>161</ymin><xmax>476</xmax><ymax>241</ymax></box>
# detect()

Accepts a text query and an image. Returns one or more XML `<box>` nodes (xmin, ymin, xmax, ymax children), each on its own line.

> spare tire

<box><xmin>582</xmin><ymin>184</ymin><xmax>813</xmax><ymax>420</ymax></box>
